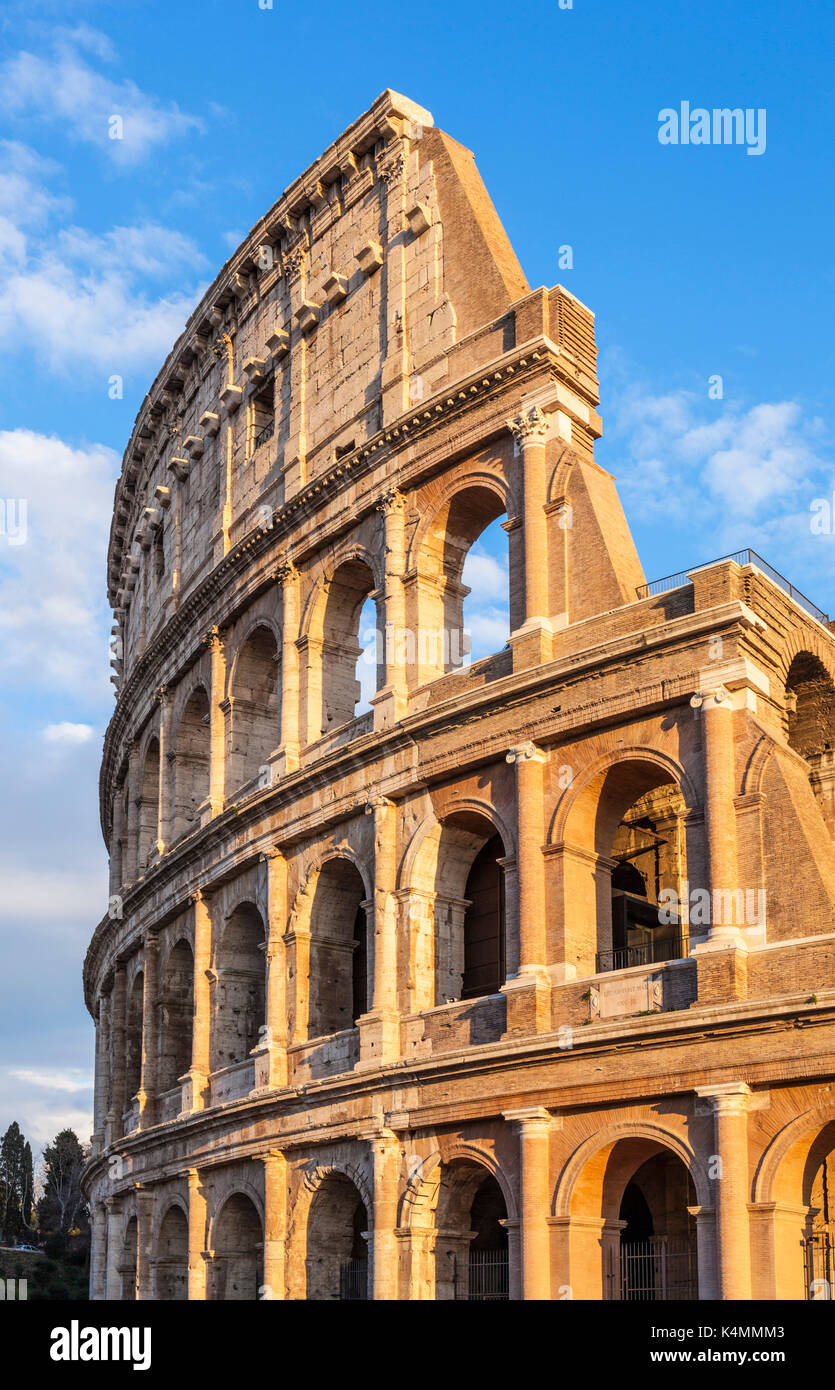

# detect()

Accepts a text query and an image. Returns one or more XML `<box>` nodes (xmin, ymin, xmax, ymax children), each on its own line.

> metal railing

<box><xmin>254</xmin><ymin>417</ymin><xmax>275</xmax><ymax>450</ymax></box>
<box><xmin>637</xmin><ymin>548</ymin><xmax>829</xmax><ymax>626</ymax></box>
<box><xmin>595</xmin><ymin>932</ymin><xmax>689</xmax><ymax>974</ymax></box>
<box><xmin>339</xmin><ymin>1257</ymin><xmax>368</xmax><ymax>1301</ymax></box>
<box><xmin>609</xmin><ymin>1238</ymin><xmax>698</xmax><ymax>1301</ymax></box>
<box><xmin>454</xmin><ymin>1249</ymin><xmax>510</xmax><ymax>1301</ymax></box>
<box><xmin>803</xmin><ymin>1233</ymin><xmax>835</xmax><ymax>1299</ymax></box>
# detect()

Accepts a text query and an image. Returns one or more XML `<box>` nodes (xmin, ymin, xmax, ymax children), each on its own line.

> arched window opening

<box><xmin>608</xmin><ymin>784</ymin><xmax>687</xmax><ymax>971</ymax></box>
<box><xmin>124</xmin><ymin>973</ymin><xmax>144</xmax><ymax>1102</ymax></box>
<box><xmin>460</xmin><ymin>512</ymin><xmax>510</xmax><ymax>667</ymax></box>
<box><xmin>119</xmin><ymin>1216</ymin><xmax>138</xmax><ymax>1301</ymax></box>
<box><xmin>212</xmin><ymin>1194</ymin><xmax>262</xmax><ymax>1301</ymax></box>
<box><xmin>212</xmin><ymin>903</ymin><xmax>265</xmax><ymax>1071</ymax></box>
<box><xmin>306</xmin><ymin>1174</ymin><xmax>369</xmax><ymax>1301</ymax></box>
<box><xmin>320</xmin><ymin>559</ymin><xmax>375</xmax><ymax>733</ymax></box>
<box><xmin>307</xmin><ymin>860</ymin><xmax>367</xmax><ymax>1038</ymax></box>
<box><xmin>355</xmin><ymin>593</ymin><xmax>378</xmax><ymax>715</ymax></box>
<box><xmin>424</xmin><ymin>812</ymin><xmax>507</xmax><ymax>1006</ymax></box>
<box><xmin>138</xmin><ymin>738</ymin><xmax>160</xmax><ymax>868</ymax></box>
<box><xmin>462</xmin><ymin>833</ymin><xmax>505</xmax><ymax>1000</ymax></box>
<box><xmin>172</xmin><ymin>687</ymin><xmax>211</xmax><ymax>840</ymax></box>
<box><xmin>229</xmin><ymin>627</ymin><xmax>279</xmax><ymax>791</ymax></box>
<box><xmin>156</xmin><ymin>1205</ymin><xmax>188</xmax><ymax>1300</ymax></box>
<box><xmin>434</xmin><ymin>1161</ymin><xmax>509</xmax><ymax>1301</ymax></box>
<box><xmin>798</xmin><ymin>1121</ymin><xmax>835</xmax><ymax>1297</ymax></box>
<box><xmin>614</xmin><ymin>1153</ymin><xmax>697</xmax><ymax>1302</ymax></box>
<box><xmin>157</xmin><ymin>939</ymin><xmax>194</xmax><ymax>1093</ymax></box>
<box><xmin>786</xmin><ymin>654</ymin><xmax>835</xmax><ymax>837</ymax></box>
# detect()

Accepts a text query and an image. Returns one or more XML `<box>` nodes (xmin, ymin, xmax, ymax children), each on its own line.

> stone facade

<box><xmin>83</xmin><ymin>90</ymin><xmax>835</xmax><ymax>1301</ymax></box>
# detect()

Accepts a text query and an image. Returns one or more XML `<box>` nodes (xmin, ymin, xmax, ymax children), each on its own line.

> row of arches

<box><xmin>107</xmin><ymin>1110</ymin><xmax>835</xmax><ymax>1300</ymax></box>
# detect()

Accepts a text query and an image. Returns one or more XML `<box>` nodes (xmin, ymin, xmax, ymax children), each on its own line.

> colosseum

<box><xmin>82</xmin><ymin>90</ymin><xmax>835</xmax><ymax>1302</ymax></box>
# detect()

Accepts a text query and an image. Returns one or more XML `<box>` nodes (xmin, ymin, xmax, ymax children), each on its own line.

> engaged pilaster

<box><xmin>696</xmin><ymin>1082</ymin><xmax>753</xmax><ymax>1301</ymax></box>
<box><xmin>504</xmin><ymin>1107</ymin><xmax>552</xmax><ymax>1300</ymax></box>
<box><xmin>507</xmin><ymin>406</ymin><xmax>552</xmax><ymax>670</ymax></box>
<box><xmin>503</xmin><ymin>742</ymin><xmax>550</xmax><ymax>1033</ymax></box>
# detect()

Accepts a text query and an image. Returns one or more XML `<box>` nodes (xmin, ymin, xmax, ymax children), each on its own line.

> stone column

<box><xmin>696</xmin><ymin>1083</ymin><xmax>752</xmax><ymax>1300</ymax></box>
<box><xmin>255</xmin><ymin>851</ymin><xmax>288</xmax><ymax>1089</ymax></box>
<box><xmin>504</xmin><ymin>1107</ymin><xmax>552</xmax><ymax>1300</ymax></box>
<box><xmin>359</xmin><ymin>796</ymin><xmax>400</xmax><ymax>1066</ymax></box>
<box><xmin>187</xmin><ymin>1168</ymin><xmax>208</xmax><ymax>1301</ymax></box>
<box><xmin>204</xmin><ymin>627</ymin><xmax>227</xmax><ymax>816</ymax></box>
<box><xmin>104</xmin><ymin>1196</ymin><xmax>123</xmax><ymax>1300</ymax></box>
<box><xmin>371</xmin><ymin>489</ymin><xmax>408</xmax><ymax>729</ymax></box>
<box><xmin>379</xmin><ymin>144</ymin><xmax>411</xmax><ymax>426</ymax></box>
<box><xmin>107</xmin><ymin>963</ymin><xmax>127</xmax><ymax>1143</ymax></box>
<box><xmin>135</xmin><ymin>1186</ymin><xmax>155</xmax><ymax>1300</ymax></box>
<box><xmin>154</xmin><ymin>685</ymin><xmax>172</xmax><ymax>853</ymax></box>
<box><xmin>138</xmin><ymin>933</ymin><xmax>159</xmax><ymax>1130</ymax></box>
<box><xmin>691</xmin><ymin>686</ymin><xmax>741</xmax><ymax>938</ymax></box>
<box><xmin>89</xmin><ymin>1200</ymin><xmax>108</xmax><ymax>1300</ymax></box>
<box><xmin>92</xmin><ymin>993</ymin><xmax>110</xmax><ymax>1148</ymax></box>
<box><xmin>185</xmin><ymin>890</ymin><xmax>213</xmax><ymax>1111</ymax></box>
<box><xmin>507</xmin><ymin>405</ymin><xmax>551</xmax><ymax>669</ymax></box>
<box><xmin>275</xmin><ymin>563</ymin><xmax>300</xmax><ymax>775</ymax></box>
<box><xmin>110</xmin><ymin>781</ymin><xmax>126</xmax><ymax>895</ymax></box>
<box><xmin>504</xmin><ymin>742</ymin><xmax>550</xmax><ymax>1032</ymax></box>
<box><xmin>367</xmin><ymin>1130</ymin><xmax>401</xmax><ymax>1300</ymax></box>
<box><xmin>261</xmin><ymin>1150</ymin><xmax>288</xmax><ymax>1300</ymax></box>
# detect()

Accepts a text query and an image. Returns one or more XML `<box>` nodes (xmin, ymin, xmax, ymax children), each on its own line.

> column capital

<box><xmin>506</xmin><ymin>741</ymin><xmax>547</xmax><ymax>765</ymax></box>
<box><xmin>503</xmin><ymin>1106</ymin><xmax>552</xmax><ymax>1132</ymax></box>
<box><xmin>273</xmin><ymin>558</ymin><xmax>298</xmax><ymax>585</ymax></box>
<box><xmin>506</xmin><ymin>404</ymin><xmax>548</xmax><ymax>449</ymax></box>
<box><xmin>690</xmin><ymin>685</ymin><xmax>733</xmax><ymax>711</ymax></box>
<box><xmin>365</xmin><ymin>794</ymin><xmax>394</xmax><ymax>815</ymax></box>
<box><xmin>200</xmin><ymin>624</ymin><xmax>225</xmax><ymax>652</ymax></box>
<box><xmin>695</xmin><ymin>1081</ymin><xmax>752</xmax><ymax>1114</ymax></box>
<box><xmin>375</xmin><ymin>486</ymin><xmax>406</xmax><ymax>515</ymax></box>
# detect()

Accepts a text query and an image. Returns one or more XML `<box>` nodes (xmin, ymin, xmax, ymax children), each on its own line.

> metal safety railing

<box><xmin>803</xmin><ymin>1233</ymin><xmax>835</xmax><ymax>1299</ymax></box>
<box><xmin>453</xmin><ymin>1249</ymin><xmax>510</xmax><ymax>1301</ymax></box>
<box><xmin>608</xmin><ymin>1238</ymin><xmax>698</xmax><ymax>1301</ymax></box>
<box><xmin>595</xmin><ymin>932</ymin><xmax>689</xmax><ymax>974</ymax></box>
<box><xmin>637</xmin><ymin>548</ymin><xmax>829</xmax><ymax>626</ymax></box>
<box><xmin>339</xmin><ymin>1257</ymin><xmax>369</xmax><ymax>1301</ymax></box>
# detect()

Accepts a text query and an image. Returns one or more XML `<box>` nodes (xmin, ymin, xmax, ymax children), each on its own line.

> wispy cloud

<box><xmin>0</xmin><ymin>27</ymin><xmax>203</xmax><ymax>166</ymax></box>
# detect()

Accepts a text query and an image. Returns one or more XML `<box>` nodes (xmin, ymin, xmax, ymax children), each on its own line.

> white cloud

<box><xmin>0</xmin><ymin>30</ymin><xmax>203</xmax><ymax>166</ymax></box>
<box><xmin>0</xmin><ymin>429</ymin><xmax>117</xmax><ymax>698</ymax></box>
<box><xmin>9</xmin><ymin>1068</ymin><xmax>92</xmax><ymax>1096</ymax></box>
<box><xmin>42</xmin><ymin>723</ymin><xmax>95</xmax><ymax>745</ymax></box>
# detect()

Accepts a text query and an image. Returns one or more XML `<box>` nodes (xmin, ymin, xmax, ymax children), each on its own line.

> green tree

<box><xmin>0</xmin><ymin>1122</ymin><xmax>31</xmax><ymax>1244</ymax></box>
<box><xmin>38</xmin><ymin>1130</ymin><xmax>89</xmax><ymax>1237</ymax></box>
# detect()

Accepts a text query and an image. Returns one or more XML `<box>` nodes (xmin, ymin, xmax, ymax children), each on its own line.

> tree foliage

<box><xmin>0</xmin><ymin>1122</ymin><xmax>35</xmax><ymax>1244</ymax></box>
<box><xmin>37</xmin><ymin>1129</ymin><xmax>89</xmax><ymax>1237</ymax></box>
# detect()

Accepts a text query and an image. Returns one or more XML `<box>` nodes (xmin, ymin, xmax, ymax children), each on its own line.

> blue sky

<box><xmin>0</xmin><ymin>0</ymin><xmax>833</xmax><ymax>1149</ymax></box>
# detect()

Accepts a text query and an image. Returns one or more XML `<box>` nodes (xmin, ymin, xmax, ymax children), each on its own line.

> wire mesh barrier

<box><xmin>606</xmin><ymin>1238</ymin><xmax>698</xmax><ymax>1301</ymax></box>
<box><xmin>595</xmin><ymin>932</ymin><xmax>689</xmax><ymax>974</ymax></box>
<box><xmin>339</xmin><ymin>1257</ymin><xmax>369</xmax><ymax>1301</ymax></box>
<box><xmin>636</xmin><ymin>548</ymin><xmax>829</xmax><ymax>626</ymax></box>
<box><xmin>803</xmin><ymin>1233</ymin><xmax>835</xmax><ymax>1299</ymax></box>
<box><xmin>453</xmin><ymin>1249</ymin><xmax>510</xmax><ymax>1301</ymax></box>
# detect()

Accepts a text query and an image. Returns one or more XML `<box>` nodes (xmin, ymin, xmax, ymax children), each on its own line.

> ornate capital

<box><xmin>282</xmin><ymin>241</ymin><xmax>307</xmax><ymax>283</ymax></box>
<box><xmin>506</xmin><ymin>404</ymin><xmax>549</xmax><ymax>449</ymax></box>
<box><xmin>690</xmin><ymin>686</ymin><xmax>733</xmax><ymax>711</ymax></box>
<box><xmin>378</xmin><ymin>146</ymin><xmax>406</xmax><ymax>186</ymax></box>
<box><xmin>375</xmin><ymin>487</ymin><xmax>405</xmax><ymax>516</ymax></box>
<box><xmin>273</xmin><ymin>558</ymin><xmax>298</xmax><ymax>586</ymax></box>
<box><xmin>506</xmin><ymin>741</ymin><xmax>547</xmax><ymax>765</ymax></box>
<box><xmin>365</xmin><ymin>795</ymin><xmax>394</xmax><ymax>815</ymax></box>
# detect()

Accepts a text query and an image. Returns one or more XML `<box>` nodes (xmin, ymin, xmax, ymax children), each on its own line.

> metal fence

<box><xmin>453</xmin><ymin>1249</ymin><xmax>510</xmax><ymax>1301</ymax></box>
<box><xmin>637</xmin><ymin>548</ymin><xmax>829</xmax><ymax>626</ymax></box>
<box><xmin>339</xmin><ymin>1257</ymin><xmax>369</xmax><ymax>1301</ymax></box>
<box><xmin>609</xmin><ymin>1238</ymin><xmax>698</xmax><ymax>1301</ymax></box>
<box><xmin>803</xmin><ymin>1233</ymin><xmax>835</xmax><ymax>1299</ymax></box>
<box><xmin>595</xmin><ymin>932</ymin><xmax>689</xmax><ymax>974</ymax></box>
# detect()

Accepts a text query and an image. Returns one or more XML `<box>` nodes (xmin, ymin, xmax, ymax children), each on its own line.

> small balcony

<box><xmin>595</xmin><ymin>931</ymin><xmax>690</xmax><ymax>974</ymax></box>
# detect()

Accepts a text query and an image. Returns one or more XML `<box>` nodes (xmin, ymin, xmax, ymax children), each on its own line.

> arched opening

<box><xmin>212</xmin><ymin>1193</ymin><xmax>262</xmax><ymax>1300</ymax></box>
<box><xmin>124</xmin><ymin>972</ymin><xmax>144</xmax><ymax>1102</ymax></box>
<box><xmin>319</xmin><ymin>558</ymin><xmax>376</xmax><ymax>733</ymax></box>
<box><xmin>228</xmin><ymin>626</ymin><xmax>279</xmax><ymax>792</ymax></box>
<box><xmin>614</xmin><ymin>1152</ymin><xmax>698</xmax><ymax>1301</ymax></box>
<box><xmin>416</xmin><ymin>485</ymin><xmax>510</xmax><ymax>683</ymax></box>
<box><xmin>786</xmin><ymin>653</ymin><xmax>835</xmax><ymax>836</ymax></box>
<box><xmin>608</xmin><ymin>781</ymin><xmax>689</xmax><ymax>970</ymax></box>
<box><xmin>771</xmin><ymin>1117</ymin><xmax>835</xmax><ymax>1299</ymax></box>
<box><xmin>355</xmin><ymin>593</ymin><xmax>378</xmax><ymax>715</ymax></box>
<box><xmin>307</xmin><ymin>860</ymin><xmax>368</xmax><ymax>1038</ymax></box>
<box><xmin>157</xmin><ymin>939</ymin><xmax>194</xmax><ymax>1093</ymax></box>
<box><xmin>460</xmin><ymin>512</ymin><xmax>510</xmax><ymax>666</ymax></box>
<box><xmin>433</xmin><ymin>1161</ymin><xmax>509</xmax><ymax>1301</ymax></box>
<box><xmin>306</xmin><ymin>1173</ymin><xmax>369</xmax><ymax>1300</ymax></box>
<box><xmin>212</xmin><ymin>903</ymin><xmax>265</xmax><ymax>1071</ymax></box>
<box><xmin>805</xmin><ymin>1135</ymin><xmax>835</xmax><ymax>1298</ymax></box>
<box><xmin>172</xmin><ymin>687</ymin><xmax>210</xmax><ymax>840</ymax></box>
<box><xmin>138</xmin><ymin>738</ymin><xmax>160</xmax><ymax>867</ymax></box>
<box><xmin>155</xmin><ymin>1205</ymin><xmax>188</xmax><ymax>1300</ymax></box>
<box><xmin>410</xmin><ymin>811</ymin><xmax>507</xmax><ymax>1007</ymax></box>
<box><xmin>119</xmin><ymin>1215</ymin><xmax>138</xmax><ymax>1300</ymax></box>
